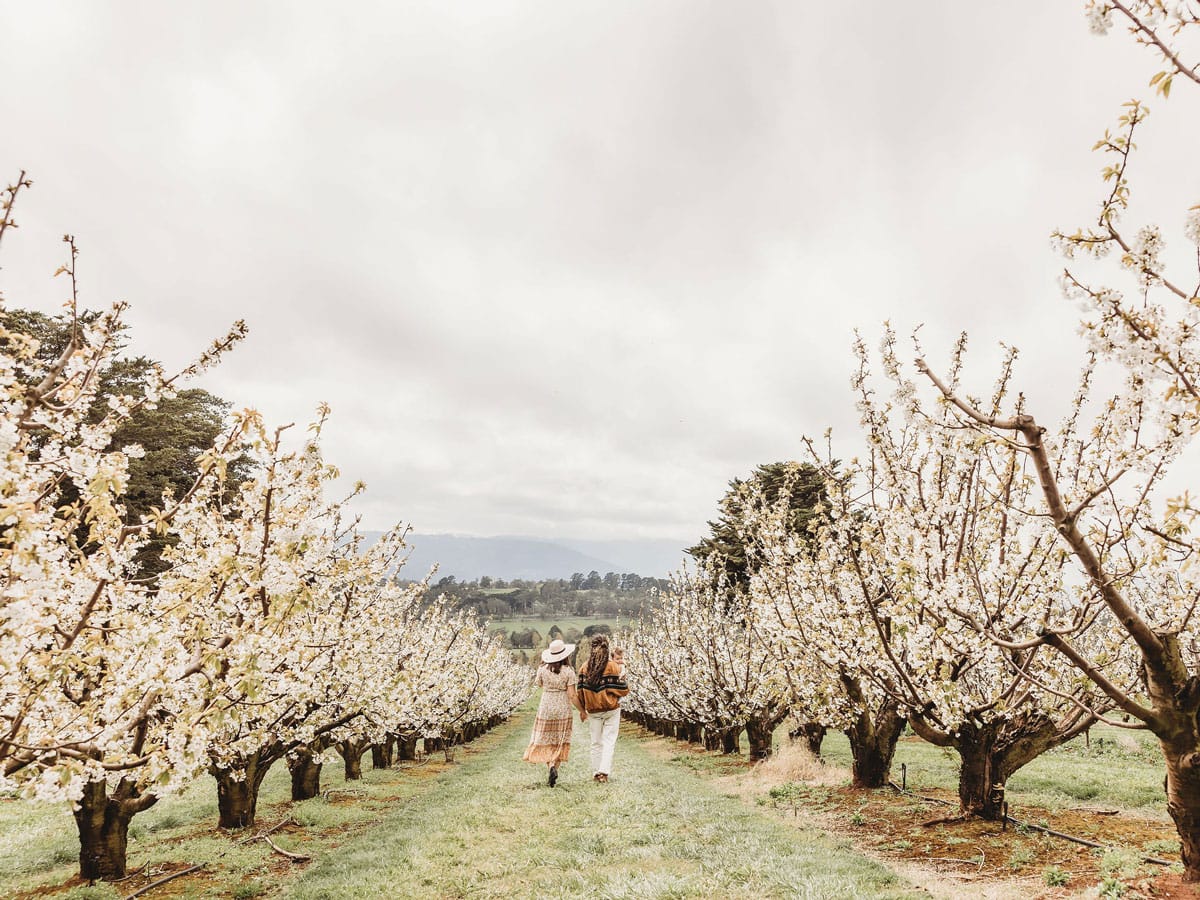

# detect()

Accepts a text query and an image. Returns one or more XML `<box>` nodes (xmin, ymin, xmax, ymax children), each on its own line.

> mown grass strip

<box><xmin>287</xmin><ymin>714</ymin><xmax>918</xmax><ymax>899</ymax></box>
<box><xmin>0</xmin><ymin>740</ymin><xmax>479</xmax><ymax>899</ymax></box>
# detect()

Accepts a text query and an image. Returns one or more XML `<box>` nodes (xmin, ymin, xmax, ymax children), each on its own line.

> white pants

<box><xmin>588</xmin><ymin>709</ymin><xmax>621</xmax><ymax>775</ymax></box>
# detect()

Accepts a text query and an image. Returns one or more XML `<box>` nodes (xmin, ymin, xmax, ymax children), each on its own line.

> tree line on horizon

<box><xmin>418</xmin><ymin>570</ymin><xmax>671</xmax><ymax>621</ymax></box>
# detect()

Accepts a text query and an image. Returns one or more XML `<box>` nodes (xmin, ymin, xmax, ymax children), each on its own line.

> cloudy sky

<box><xmin>1</xmin><ymin>2</ymin><xmax>1197</xmax><ymax>544</ymax></box>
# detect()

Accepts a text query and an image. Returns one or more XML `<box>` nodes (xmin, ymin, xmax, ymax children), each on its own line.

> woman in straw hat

<box><xmin>523</xmin><ymin>638</ymin><xmax>587</xmax><ymax>786</ymax></box>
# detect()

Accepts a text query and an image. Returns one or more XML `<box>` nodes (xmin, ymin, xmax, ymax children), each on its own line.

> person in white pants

<box><xmin>576</xmin><ymin>634</ymin><xmax>630</xmax><ymax>783</ymax></box>
<box><xmin>588</xmin><ymin>707</ymin><xmax>621</xmax><ymax>778</ymax></box>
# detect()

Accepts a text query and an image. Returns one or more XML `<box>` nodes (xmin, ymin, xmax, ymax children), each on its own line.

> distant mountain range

<box><xmin>366</xmin><ymin>533</ymin><xmax>690</xmax><ymax>581</ymax></box>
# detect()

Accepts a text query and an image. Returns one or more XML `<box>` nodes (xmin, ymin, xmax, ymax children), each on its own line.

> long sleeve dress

<box><xmin>522</xmin><ymin>664</ymin><xmax>576</xmax><ymax>765</ymax></box>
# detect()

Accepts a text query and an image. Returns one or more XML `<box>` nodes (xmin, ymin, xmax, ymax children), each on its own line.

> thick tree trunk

<box><xmin>702</xmin><ymin>726</ymin><xmax>722</xmax><ymax>751</ymax></box>
<box><xmin>289</xmin><ymin>750</ymin><xmax>323</xmax><ymax>801</ymax></box>
<box><xmin>906</xmin><ymin>708</ymin><xmax>1082</xmax><ymax>822</ymax></box>
<box><xmin>214</xmin><ymin>752</ymin><xmax>274</xmax><ymax>829</ymax></box>
<box><xmin>371</xmin><ymin>742</ymin><xmax>392</xmax><ymax>769</ymax></box>
<box><xmin>73</xmin><ymin>779</ymin><xmax>155</xmax><ymax>881</ymax></box>
<box><xmin>790</xmin><ymin>722</ymin><xmax>827</xmax><ymax>758</ymax></box>
<box><xmin>338</xmin><ymin>739</ymin><xmax>366</xmax><ymax>780</ymax></box>
<box><xmin>746</xmin><ymin>713</ymin><xmax>785</xmax><ymax>761</ymax></box>
<box><xmin>956</xmin><ymin>724</ymin><xmax>1005</xmax><ymax>819</ymax></box>
<box><xmin>397</xmin><ymin>734</ymin><xmax>419</xmax><ymax>761</ymax></box>
<box><xmin>1141</xmin><ymin>635</ymin><xmax>1200</xmax><ymax>882</ymax></box>
<box><xmin>720</xmin><ymin>727</ymin><xmax>741</xmax><ymax>755</ymax></box>
<box><xmin>1163</xmin><ymin>741</ymin><xmax>1200</xmax><ymax>882</ymax></box>
<box><xmin>425</xmin><ymin>736</ymin><xmax>443</xmax><ymax>754</ymax></box>
<box><xmin>845</xmin><ymin>703</ymin><xmax>906</xmax><ymax>789</ymax></box>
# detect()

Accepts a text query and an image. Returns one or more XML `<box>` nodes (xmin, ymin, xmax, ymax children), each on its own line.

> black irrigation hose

<box><xmin>885</xmin><ymin>780</ymin><xmax>1174</xmax><ymax>867</ymax></box>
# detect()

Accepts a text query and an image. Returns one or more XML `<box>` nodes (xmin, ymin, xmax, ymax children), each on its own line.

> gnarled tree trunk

<box><xmin>720</xmin><ymin>727</ymin><xmax>741</xmax><ymax>755</ymax></box>
<box><xmin>1162</xmin><ymin>739</ymin><xmax>1200</xmax><ymax>882</ymax></box>
<box><xmin>954</xmin><ymin>723</ymin><xmax>1004</xmax><ymax>819</ymax></box>
<box><xmin>288</xmin><ymin>748</ymin><xmax>323</xmax><ymax>801</ymax></box>
<box><xmin>213</xmin><ymin>750</ymin><xmax>276</xmax><ymax>829</ymax></box>
<box><xmin>371</xmin><ymin>741</ymin><xmax>393</xmax><ymax>769</ymax></box>
<box><xmin>845</xmin><ymin>705</ymin><xmax>905</xmax><ymax>789</ymax></box>
<box><xmin>74</xmin><ymin>778</ymin><xmax>157</xmax><ymax>881</ymax></box>
<box><xmin>840</xmin><ymin>677</ymin><xmax>906</xmax><ymax>788</ymax></box>
<box><xmin>911</xmin><ymin>711</ymin><xmax>1088</xmax><ymax>821</ymax></box>
<box><xmin>397</xmin><ymin>733</ymin><xmax>419</xmax><ymax>761</ymax></box>
<box><xmin>789</xmin><ymin>722</ymin><xmax>827</xmax><ymax>758</ymax></box>
<box><xmin>1138</xmin><ymin>634</ymin><xmax>1200</xmax><ymax>882</ymax></box>
<box><xmin>338</xmin><ymin>739</ymin><xmax>367</xmax><ymax>780</ymax></box>
<box><xmin>746</xmin><ymin>712</ymin><xmax>787</xmax><ymax>761</ymax></box>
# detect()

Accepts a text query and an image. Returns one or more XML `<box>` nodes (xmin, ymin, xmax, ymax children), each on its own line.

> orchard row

<box><xmin>0</xmin><ymin>220</ymin><xmax>529</xmax><ymax>881</ymax></box>
<box><xmin>626</xmin><ymin>0</ymin><xmax>1200</xmax><ymax>881</ymax></box>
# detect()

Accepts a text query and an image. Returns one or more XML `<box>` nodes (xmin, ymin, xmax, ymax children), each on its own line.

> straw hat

<box><xmin>541</xmin><ymin>638</ymin><xmax>575</xmax><ymax>664</ymax></box>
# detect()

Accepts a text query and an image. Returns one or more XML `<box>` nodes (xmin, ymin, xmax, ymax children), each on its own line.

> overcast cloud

<box><xmin>2</xmin><ymin>2</ymin><xmax>1197</xmax><ymax>543</ymax></box>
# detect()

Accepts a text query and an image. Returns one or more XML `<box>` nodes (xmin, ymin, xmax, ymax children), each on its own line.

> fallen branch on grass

<box><xmin>888</xmin><ymin>781</ymin><xmax>954</xmax><ymax>807</ymax></box>
<box><xmin>264</xmin><ymin>834</ymin><xmax>311</xmax><ymax>862</ymax></box>
<box><xmin>236</xmin><ymin>816</ymin><xmax>294</xmax><ymax>845</ymax></box>
<box><xmin>924</xmin><ymin>856</ymin><xmax>985</xmax><ymax>871</ymax></box>
<box><xmin>1004</xmin><ymin>812</ymin><xmax>1174</xmax><ymax>867</ymax></box>
<box><xmin>320</xmin><ymin>788</ymin><xmax>366</xmax><ymax>799</ymax></box>
<box><xmin>110</xmin><ymin>865</ymin><xmax>146</xmax><ymax>883</ymax></box>
<box><xmin>122</xmin><ymin>863</ymin><xmax>206</xmax><ymax>899</ymax></box>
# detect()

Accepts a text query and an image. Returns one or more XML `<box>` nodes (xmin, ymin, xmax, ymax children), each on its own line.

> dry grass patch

<box><xmin>749</xmin><ymin>741</ymin><xmax>848</xmax><ymax>788</ymax></box>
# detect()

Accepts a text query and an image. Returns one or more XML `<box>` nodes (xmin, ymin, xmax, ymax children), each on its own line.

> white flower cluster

<box><xmin>622</xmin><ymin>566</ymin><xmax>790</xmax><ymax>743</ymax></box>
<box><xmin>1185</xmin><ymin>205</ymin><xmax>1200</xmax><ymax>247</ymax></box>
<box><xmin>1123</xmin><ymin>225</ymin><xmax>1166</xmax><ymax>287</ymax></box>
<box><xmin>1086</xmin><ymin>2</ymin><xmax>1114</xmax><ymax>34</ymax></box>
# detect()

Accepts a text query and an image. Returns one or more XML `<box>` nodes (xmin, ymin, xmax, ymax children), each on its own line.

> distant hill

<box><xmin>364</xmin><ymin>533</ymin><xmax>687</xmax><ymax>581</ymax></box>
<box><xmin>554</xmin><ymin>538</ymin><xmax>687</xmax><ymax>578</ymax></box>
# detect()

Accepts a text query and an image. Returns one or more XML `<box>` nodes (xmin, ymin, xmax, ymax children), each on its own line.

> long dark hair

<box><xmin>548</xmin><ymin>658</ymin><xmax>568</xmax><ymax>674</ymax></box>
<box><xmin>581</xmin><ymin>634</ymin><xmax>610</xmax><ymax>681</ymax></box>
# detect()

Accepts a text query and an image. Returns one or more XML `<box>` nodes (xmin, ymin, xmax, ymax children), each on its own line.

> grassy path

<box><xmin>286</xmin><ymin>712</ymin><xmax>918</xmax><ymax>899</ymax></box>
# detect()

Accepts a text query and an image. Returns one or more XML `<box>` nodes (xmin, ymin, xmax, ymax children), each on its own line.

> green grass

<box><xmin>0</xmin><ymin>714</ymin><xmax>915</xmax><ymax>899</ymax></box>
<box><xmin>22</xmin><ymin>711</ymin><xmax>1166</xmax><ymax>898</ymax></box>
<box><xmin>286</xmin><ymin>715</ymin><xmax>918</xmax><ymax>899</ymax></box>
<box><xmin>0</xmin><ymin>748</ymin><xmax>447</xmax><ymax>899</ymax></box>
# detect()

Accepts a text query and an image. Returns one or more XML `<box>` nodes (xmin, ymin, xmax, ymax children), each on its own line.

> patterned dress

<box><xmin>523</xmin><ymin>664</ymin><xmax>576</xmax><ymax>765</ymax></box>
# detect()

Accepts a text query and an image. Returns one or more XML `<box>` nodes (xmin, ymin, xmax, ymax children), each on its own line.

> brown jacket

<box><xmin>577</xmin><ymin>660</ymin><xmax>629</xmax><ymax>713</ymax></box>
